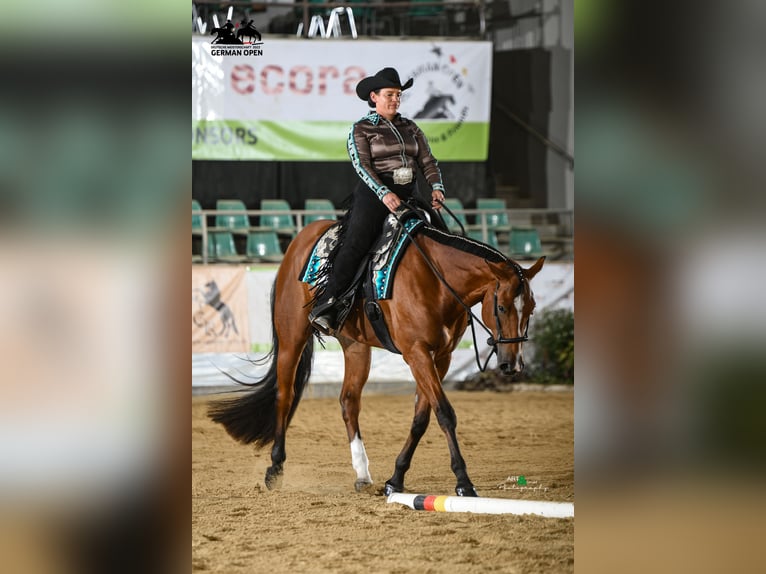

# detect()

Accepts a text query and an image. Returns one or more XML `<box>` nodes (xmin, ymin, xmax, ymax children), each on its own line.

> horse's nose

<box><xmin>499</xmin><ymin>356</ymin><xmax>524</xmax><ymax>376</ymax></box>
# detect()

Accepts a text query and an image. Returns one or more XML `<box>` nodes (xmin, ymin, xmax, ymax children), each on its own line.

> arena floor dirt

<box><xmin>192</xmin><ymin>389</ymin><xmax>573</xmax><ymax>573</ymax></box>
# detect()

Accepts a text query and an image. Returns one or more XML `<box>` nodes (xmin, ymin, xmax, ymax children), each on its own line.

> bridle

<box><xmin>488</xmin><ymin>264</ymin><xmax>530</xmax><ymax>347</ymax></box>
<box><xmin>394</xmin><ymin>202</ymin><xmax>531</xmax><ymax>372</ymax></box>
<box><xmin>477</xmin><ymin>265</ymin><xmax>530</xmax><ymax>371</ymax></box>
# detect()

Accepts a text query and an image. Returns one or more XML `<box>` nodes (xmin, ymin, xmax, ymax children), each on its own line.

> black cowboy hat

<box><xmin>355</xmin><ymin>67</ymin><xmax>414</xmax><ymax>101</ymax></box>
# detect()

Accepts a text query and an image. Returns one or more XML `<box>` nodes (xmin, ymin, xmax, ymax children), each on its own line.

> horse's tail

<box><xmin>207</xmin><ymin>280</ymin><xmax>313</xmax><ymax>447</ymax></box>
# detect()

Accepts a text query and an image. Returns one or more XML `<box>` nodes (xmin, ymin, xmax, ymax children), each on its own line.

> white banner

<box><xmin>193</xmin><ymin>38</ymin><xmax>492</xmax><ymax>121</ymax></box>
<box><xmin>192</xmin><ymin>38</ymin><xmax>493</xmax><ymax>160</ymax></box>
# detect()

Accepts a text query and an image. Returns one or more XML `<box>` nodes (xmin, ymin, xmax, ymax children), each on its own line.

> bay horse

<box><xmin>208</xmin><ymin>216</ymin><xmax>544</xmax><ymax>496</ymax></box>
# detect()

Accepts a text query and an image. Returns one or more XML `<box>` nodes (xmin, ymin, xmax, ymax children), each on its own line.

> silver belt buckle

<box><xmin>392</xmin><ymin>167</ymin><xmax>413</xmax><ymax>185</ymax></box>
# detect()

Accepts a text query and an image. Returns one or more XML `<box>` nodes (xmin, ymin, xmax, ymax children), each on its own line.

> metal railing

<box><xmin>192</xmin><ymin>1</ymin><xmax>557</xmax><ymax>39</ymax></box>
<box><xmin>193</xmin><ymin>206</ymin><xmax>572</xmax><ymax>264</ymax></box>
<box><xmin>193</xmin><ymin>208</ymin><xmax>343</xmax><ymax>264</ymax></box>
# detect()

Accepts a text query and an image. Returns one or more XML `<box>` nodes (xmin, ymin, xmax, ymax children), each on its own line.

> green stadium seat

<box><xmin>404</xmin><ymin>0</ymin><xmax>447</xmax><ymax>35</ymax></box>
<box><xmin>442</xmin><ymin>198</ymin><xmax>469</xmax><ymax>233</ymax></box>
<box><xmin>304</xmin><ymin>199</ymin><xmax>338</xmax><ymax>225</ymax></box>
<box><xmin>410</xmin><ymin>0</ymin><xmax>442</xmax><ymax>16</ymax></box>
<box><xmin>208</xmin><ymin>231</ymin><xmax>246</xmax><ymax>263</ymax></box>
<box><xmin>308</xmin><ymin>0</ymin><xmax>326</xmax><ymax>16</ymax></box>
<box><xmin>509</xmin><ymin>227</ymin><xmax>544</xmax><ymax>260</ymax></box>
<box><xmin>476</xmin><ymin>198</ymin><xmax>512</xmax><ymax>234</ymax></box>
<box><xmin>467</xmin><ymin>228</ymin><xmax>500</xmax><ymax>250</ymax></box>
<box><xmin>192</xmin><ymin>200</ymin><xmax>204</xmax><ymax>235</ymax></box>
<box><xmin>214</xmin><ymin>199</ymin><xmax>253</xmax><ymax>237</ymax></box>
<box><xmin>347</xmin><ymin>0</ymin><xmax>370</xmax><ymax>19</ymax></box>
<box><xmin>192</xmin><ymin>200</ymin><xmax>204</xmax><ymax>263</ymax></box>
<box><xmin>247</xmin><ymin>230</ymin><xmax>285</xmax><ymax>263</ymax></box>
<box><xmin>260</xmin><ymin>199</ymin><xmax>297</xmax><ymax>237</ymax></box>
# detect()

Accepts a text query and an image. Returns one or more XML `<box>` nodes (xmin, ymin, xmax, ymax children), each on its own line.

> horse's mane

<box><xmin>419</xmin><ymin>225</ymin><xmax>508</xmax><ymax>264</ymax></box>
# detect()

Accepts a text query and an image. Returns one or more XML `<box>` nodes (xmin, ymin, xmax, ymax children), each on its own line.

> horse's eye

<box><xmin>497</xmin><ymin>305</ymin><xmax>506</xmax><ymax>313</ymax></box>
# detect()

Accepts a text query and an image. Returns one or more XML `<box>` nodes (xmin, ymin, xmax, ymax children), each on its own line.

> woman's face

<box><xmin>372</xmin><ymin>88</ymin><xmax>402</xmax><ymax>120</ymax></box>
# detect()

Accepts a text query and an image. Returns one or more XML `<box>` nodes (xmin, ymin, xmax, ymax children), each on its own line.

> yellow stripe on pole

<box><xmin>434</xmin><ymin>496</ymin><xmax>448</xmax><ymax>512</ymax></box>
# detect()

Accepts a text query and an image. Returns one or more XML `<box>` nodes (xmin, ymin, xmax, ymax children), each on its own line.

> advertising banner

<box><xmin>192</xmin><ymin>262</ymin><xmax>573</xmax><ymax>387</ymax></box>
<box><xmin>192</xmin><ymin>266</ymin><xmax>250</xmax><ymax>353</ymax></box>
<box><xmin>192</xmin><ymin>38</ymin><xmax>493</xmax><ymax>161</ymax></box>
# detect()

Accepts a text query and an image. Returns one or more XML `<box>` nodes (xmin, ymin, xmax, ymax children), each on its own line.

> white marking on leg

<box><xmin>350</xmin><ymin>433</ymin><xmax>372</xmax><ymax>483</ymax></box>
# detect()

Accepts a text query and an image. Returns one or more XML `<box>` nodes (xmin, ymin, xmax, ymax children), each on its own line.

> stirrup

<box><xmin>309</xmin><ymin>308</ymin><xmax>337</xmax><ymax>334</ymax></box>
<box><xmin>308</xmin><ymin>298</ymin><xmax>334</xmax><ymax>321</ymax></box>
<box><xmin>309</xmin><ymin>298</ymin><xmax>337</xmax><ymax>333</ymax></box>
<box><xmin>311</xmin><ymin>313</ymin><xmax>336</xmax><ymax>334</ymax></box>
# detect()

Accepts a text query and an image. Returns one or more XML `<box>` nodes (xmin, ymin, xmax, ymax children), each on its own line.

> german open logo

<box><xmin>210</xmin><ymin>18</ymin><xmax>264</xmax><ymax>57</ymax></box>
<box><xmin>402</xmin><ymin>45</ymin><xmax>476</xmax><ymax>142</ymax></box>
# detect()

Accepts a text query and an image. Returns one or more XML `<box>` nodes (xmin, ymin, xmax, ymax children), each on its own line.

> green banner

<box><xmin>192</xmin><ymin>120</ymin><xmax>489</xmax><ymax>161</ymax></box>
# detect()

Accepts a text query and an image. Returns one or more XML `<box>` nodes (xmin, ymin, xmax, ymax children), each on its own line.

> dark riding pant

<box><xmin>321</xmin><ymin>176</ymin><xmax>415</xmax><ymax>303</ymax></box>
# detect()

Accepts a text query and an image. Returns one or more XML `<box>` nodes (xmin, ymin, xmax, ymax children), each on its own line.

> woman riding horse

<box><xmin>209</xmin><ymin>219</ymin><xmax>545</xmax><ymax>496</ymax></box>
<box><xmin>208</xmin><ymin>67</ymin><xmax>547</xmax><ymax>498</ymax></box>
<box><xmin>308</xmin><ymin>67</ymin><xmax>449</xmax><ymax>333</ymax></box>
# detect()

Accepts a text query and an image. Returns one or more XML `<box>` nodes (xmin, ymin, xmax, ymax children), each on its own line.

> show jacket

<box><xmin>347</xmin><ymin>112</ymin><xmax>446</xmax><ymax>200</ymax></box>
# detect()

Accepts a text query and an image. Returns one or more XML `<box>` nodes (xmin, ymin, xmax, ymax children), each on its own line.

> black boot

<box><xmin>308</xmin><ymin>297</ymin><xmax>338</xmax><ymax>334</ymax></box>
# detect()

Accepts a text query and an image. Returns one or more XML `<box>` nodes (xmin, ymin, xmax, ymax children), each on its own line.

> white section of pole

<box><xmin>387</xmin><ymin>493</ymin><xmax>574</xmax><ymax>518</ymax></box>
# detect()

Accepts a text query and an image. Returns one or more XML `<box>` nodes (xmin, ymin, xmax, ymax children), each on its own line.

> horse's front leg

<box><xmin>401</xmin><ymin>347</ymin><xmax>478</xmax><ymax>497</ymax></box>
<box><xmin>384</xmin><ymin>352</ymin><xmax>457</xmax><ymax>495</ymax></box>
<box><xmin>339</xmin><ymin>339</ymin><xmax>374</xmax><ymax>492</ymax></box>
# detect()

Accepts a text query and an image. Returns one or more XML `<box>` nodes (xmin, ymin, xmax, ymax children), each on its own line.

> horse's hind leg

<box><xmin>265</xmin><ymin>279</ymin><xmax>314</xmax><ymax>490</ymax></box>
<box><xmin>339</xmin><ymin>340</ymin><xmax>373</xmax><ymax>492</ymax></box>
<box><xmin>264</xmin><ymin>333</ymin><xmax>310</xmax><ymax>489</ymax></box>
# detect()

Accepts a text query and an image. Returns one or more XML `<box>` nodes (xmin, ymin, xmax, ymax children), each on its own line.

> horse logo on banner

<box><xmin>193</xmin><ymin>280</ymin><xmax>239</xmax><ymax>338</ymax></box>
<box><xmin>209</xmin><ymin>18</ymin><xmax>264</xmax><ymax>56</ymax></box>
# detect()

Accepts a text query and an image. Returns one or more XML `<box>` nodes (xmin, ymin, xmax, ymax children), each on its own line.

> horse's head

<box><xmin>482</xmin><ymin>257</ymin><xmax>545</xmax><ymax>377</ymax></box>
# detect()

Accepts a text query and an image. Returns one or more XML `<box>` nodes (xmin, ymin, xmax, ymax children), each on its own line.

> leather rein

<box><xmin>394</xmin><ymin>201</ymin><xmax>530</xmax><ymax>373</ymax></box>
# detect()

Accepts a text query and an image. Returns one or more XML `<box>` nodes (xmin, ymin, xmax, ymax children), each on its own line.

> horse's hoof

<box><xmin>383</xmin><ymin>482</ymin><xmax>401</xmax><ymax>496</ymax></box>
<box><xmin>455</xmin><ymin>485</ymin><xmax>479</xmax><ymax>497</ymax></box>
<box><xmin>264</xmin><ymin>466</ymin><xmax>283</xmax><ymax>490</ymax></box>
<box><xmin>354</xmin><ymin>479</ymin><xmax>374</xmax><ymax>493</ymax></box>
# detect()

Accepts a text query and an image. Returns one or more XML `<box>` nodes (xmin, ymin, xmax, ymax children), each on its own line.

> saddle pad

<box><xmin>369</xmin><ymin>213</ymin><xmax>425</xmax><ymax>300</ymax></box>
<box><xmin>299</xmin><ymin>222</ymin><xmax>342</xmax><ymax>287</ymax></box>
<box><xmin>299</xmin><ymin>210</ymin><xmax>426</xmax><ymax>300</ymax></box>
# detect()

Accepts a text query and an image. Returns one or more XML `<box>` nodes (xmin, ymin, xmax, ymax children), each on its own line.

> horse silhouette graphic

<box><xmin>193</xmin><ymin>280</ymin><xmax>239</xmax><ymax>337</ymax></box>
<box><xmin>211</xmin><ymin>20</ymin><xmax>243</xmax><ymax>45</ymax></box>
<box><xmin>236</xmin><ymin>19</ymin><xmax>262</xmax><ymax>43</ymax></box>
<box><xmin>414</xmin><ymin>82</ymin><xmax>456</xmax><ymax>119</ymax></box>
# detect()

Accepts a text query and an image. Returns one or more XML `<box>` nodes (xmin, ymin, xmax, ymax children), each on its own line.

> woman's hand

<box><xmin>382</xmin><ymin>192</ymin><xmax>401</xmax><ymax>213</ymax></box>
<box><xmin>431</xmin><ymin>190</ymin><xmax>445</xmax><ymax>210</ymax></box>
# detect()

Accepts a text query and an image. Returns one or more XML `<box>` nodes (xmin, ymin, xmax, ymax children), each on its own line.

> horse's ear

<box><xmin>523</xmin><ymin>256</ymin><xmax>546</xmax><ymax>280</ymax></box>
